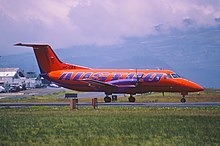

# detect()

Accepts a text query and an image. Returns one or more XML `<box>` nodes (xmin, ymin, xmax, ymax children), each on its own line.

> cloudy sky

<box><xmin>0</xmin><ymin>0</ymin><xmax>220</xmax><ymax>55</ymax></box>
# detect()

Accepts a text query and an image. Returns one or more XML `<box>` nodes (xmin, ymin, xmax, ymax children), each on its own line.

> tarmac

<box><xmin>1</xmin><ymin>87</ymin><xmax>220</xmax><ymax>108</ymax></box>
<box><xmin>0</xmin><ymin>102</ymin><xmax>220</xmax><ymax>108</ymax></box>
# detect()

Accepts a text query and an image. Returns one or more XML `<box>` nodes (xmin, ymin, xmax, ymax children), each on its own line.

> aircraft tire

<box><xmin>181</xmin><ymin>98</ymin><xmax>186</xmax><ymax>103</ymax></box>
<box><xmin>128</xmin><ymin>96</ymin><xmax>135</xmax><ymax>102</ymax></box>
<box><xmin>104</xmin><ymin>96</ymin><xmax>111</xmax><ymax>103</ymax></box>
<box><xmin>112</xmin><ymin>95</ymin><xmax>117</xmax><ymax>102</ymax></box>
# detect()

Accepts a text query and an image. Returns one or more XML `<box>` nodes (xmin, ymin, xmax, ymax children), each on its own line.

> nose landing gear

<box><xmin>180</xmin><ymin>92</ymin><xmax>188</xmax><ymax>103</ymax></box>
<box><xmin>180</xmin><ymin>97</ymin><xmax>186</xmax><ymax>103</ymax></box>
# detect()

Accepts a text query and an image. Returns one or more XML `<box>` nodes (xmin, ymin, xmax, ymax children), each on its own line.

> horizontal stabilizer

<box><xmin>14</xmin><ymin>43</ymin><xmax>49</xmax><ymax>47</ymax></box>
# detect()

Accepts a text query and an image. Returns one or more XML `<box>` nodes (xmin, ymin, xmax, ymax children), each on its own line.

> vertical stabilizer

<box><xmin>15</xmin><ymin>43</ymin><xmax>90</xmax><ymax>74</ymax></box>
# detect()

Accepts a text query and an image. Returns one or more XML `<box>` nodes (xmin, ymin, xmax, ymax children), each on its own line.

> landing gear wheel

<box><xmin>180</xmin><ymin>98</ymin><xmax>186</xmax><ymax>103</ymax></box>
<box><xmin>112</xmin><ymin>95</ymin><xmax>117</xmax><ymax>102</ymax></box>
<box><xmin>104</xmin><ymin>96</ymin><xmax>111</xmax><ymax>103</ymax></box>
<box><xmin>128</xmin><ymin>96</ymin><xmax>136</xmax><ymax>102</ymax></box>
<box><xmin>180</xmin><ymin>92</ymin><xmax>187</xmax><ymax>103</ymax></box>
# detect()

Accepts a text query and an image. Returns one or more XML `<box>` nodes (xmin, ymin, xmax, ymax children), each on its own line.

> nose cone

<box><xmin>190</xmin><ymin>82</ymin><xmax>204</xmax><ymax>91</ymax></box>
<box><xmin>184</xmin><ymin>80</ymin><xmax>204</xmax><ymax>92</ymax></box>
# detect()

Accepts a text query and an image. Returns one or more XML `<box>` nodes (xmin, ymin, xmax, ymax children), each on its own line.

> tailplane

<box><xmin>15</xmin><ymin>43</ymin><xmax>90</xmax><ymax>74</ymax></box>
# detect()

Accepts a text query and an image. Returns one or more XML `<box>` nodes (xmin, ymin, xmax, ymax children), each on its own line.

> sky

<box><xmin>0</xmin><ymin>0</ymin><xmax>220</xmax><ymax>55</ymax></box>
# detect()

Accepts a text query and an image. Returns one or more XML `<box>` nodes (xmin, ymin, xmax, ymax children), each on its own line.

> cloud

<box><xmin>0</xmin><ymin>0</ymin><xmax>220</xmax><ymax>55</ymax></box>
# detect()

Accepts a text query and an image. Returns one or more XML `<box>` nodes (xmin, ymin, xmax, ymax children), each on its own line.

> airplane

<box><xmin>15</xmin><ymin>43</ymin><xmax>204</xmax><ymax>103</ymax></box>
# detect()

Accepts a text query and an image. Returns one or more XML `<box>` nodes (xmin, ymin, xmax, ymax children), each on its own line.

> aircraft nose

<box><xmin>191</xmin><ymin>83</ymin><xmax>204</xmax><ymax>91</ymax></box>
<box><xmin>186</xmin><ymin>81</ymin><xmax>204</xmax><ymax>92</ymax></box>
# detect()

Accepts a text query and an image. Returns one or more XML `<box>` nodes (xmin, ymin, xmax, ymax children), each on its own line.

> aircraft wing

<box><xmin>79</xmin><ymin>79</ymin><xmax>118</xmax><ymax>89</ymax></box>
<box><xmin>79</xmin><ymin>79</ymin><xmax>137</xmax><ymax>89</ymax></box>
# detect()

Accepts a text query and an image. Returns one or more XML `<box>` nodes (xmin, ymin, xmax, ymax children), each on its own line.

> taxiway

<box><xmin>0</xmin><ymin>102</ymin><xmax>219</xmax><ymax>108</ymax></box>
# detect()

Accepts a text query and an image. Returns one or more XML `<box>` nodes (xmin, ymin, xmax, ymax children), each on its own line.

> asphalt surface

<box><xmin>0</xmin><ymin>102</ymin><xmax>220</xmax><ymax>108</ymax></box>
<box><xmin>0</xmin><ymin>87</ymin><xmax>68</xmax><ymax>99</ymax></box>
<box><xmin>0</xmin><ymin>88</ymin><xmax>108</xmax><ymax>99</ymax></box>
<box><xmin>1</xmin><ymin>88</ymin><xmax>220</xmax><ymax>108</ymax></box>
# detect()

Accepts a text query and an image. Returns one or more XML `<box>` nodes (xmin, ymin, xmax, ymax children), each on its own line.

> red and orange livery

<box><xmin>15</xmin><ymin>43</ymin><xmax>204</xmax><ymax>103</ymax></box>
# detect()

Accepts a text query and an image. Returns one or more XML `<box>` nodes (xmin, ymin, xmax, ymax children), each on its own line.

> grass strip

<box><xmin>0</xmin><ymin>107</ymin><xmax>219</xmax><ymax>145</ymax></box>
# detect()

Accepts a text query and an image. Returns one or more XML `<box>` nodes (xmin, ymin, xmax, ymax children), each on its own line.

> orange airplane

<box><xmin>15</xmin><ymin>43</ymin><xmax>204</xmax><ymax>103</ymax></box>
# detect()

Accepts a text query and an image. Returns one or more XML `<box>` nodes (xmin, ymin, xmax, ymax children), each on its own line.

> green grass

<box><xmin>0</xmin><ymin>107</ymin><xmax>220</xmax><ymax>145</ymax></box>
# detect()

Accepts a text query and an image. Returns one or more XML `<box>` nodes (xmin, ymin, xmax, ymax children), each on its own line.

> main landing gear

<box><xmin>104</xmin><ymin>96</ymin><xmax>111</xmax><ymax>103</ymax></box>
<box><xmin>104</xmin><ymin>94</ymin><xmax>136</xmax><ymax>103</ymax></box>
<box><xmin>180</xmin><ymin>92</ymin><xmax>188</xmax><ymax>103</ymax></box>
<box><xmin>128</xmin><ymin>95</ymin><xmax>136</xmax><ymax>102</ymax></box>
<box><xmin>104</xmin><ymin>95</ymin><xmax>118</xmax><ymax>103</ymax></box>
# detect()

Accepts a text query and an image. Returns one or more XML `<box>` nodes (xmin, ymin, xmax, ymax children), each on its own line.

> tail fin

<box><xmin>15</xmin><ymin>43</ymin><xmax>90</xmax><ymax>74</ymax></box>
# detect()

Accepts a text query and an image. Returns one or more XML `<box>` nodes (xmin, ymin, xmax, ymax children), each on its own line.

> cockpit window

<box><xmin>165</xmin><ymin>74</ymin><xmax>172</xmax><ymax>79</ymax></box>
<box><xmin>171</xmin><ymin>73</ymin><xmax>181</xmax><ymax>78</ymax></box>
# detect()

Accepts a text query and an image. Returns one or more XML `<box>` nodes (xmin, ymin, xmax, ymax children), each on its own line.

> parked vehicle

<box><xmin>0</xmin><ymin>86</ymin><xmax>6</xmax><ymax>93</ymax></box>
<box><xmin>9</xmin><ymin>85</ymin><xmax>20</xmax><ymax>92</ymax></box>
<box><xmin>49</xmin><ymin>83</ymin><xmax>60</xmax><ymax>88</ymax></box>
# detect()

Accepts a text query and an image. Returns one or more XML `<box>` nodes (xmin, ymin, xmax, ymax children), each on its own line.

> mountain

<box><xmin>1</xmin><ymin>27</ymin><xmax>220</xmax><ymax>88</ymax></box>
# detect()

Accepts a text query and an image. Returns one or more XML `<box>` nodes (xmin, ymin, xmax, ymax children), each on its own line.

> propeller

<box><xmin>135</xmin><ymin>68</ymin><xmax>144</xmax><ymax>87</ymax></box>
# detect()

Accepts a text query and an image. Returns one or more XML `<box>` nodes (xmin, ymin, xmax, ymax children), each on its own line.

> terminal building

<box><xmin>0</xmin><ymin>68</ymin><xmax>42</xmax><ymax>91</ymax></box>
<box><xmin>0</xmin><ymin>68</ymin><xmax>25</xmax><ymax>83</ymax></box>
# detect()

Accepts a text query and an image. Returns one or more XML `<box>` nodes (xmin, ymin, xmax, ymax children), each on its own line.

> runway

<box><xmin>0</xmin><ymin>102</ymin><xmax>220</xmax><ymax>108</ymax></box>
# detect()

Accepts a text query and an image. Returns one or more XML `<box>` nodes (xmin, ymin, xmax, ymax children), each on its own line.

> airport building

<box><xmin>0</xmin><ymin>68</ymin><xmax>42</xmax><ymax>92</ymax></box>
<box><xmin>0</xmin><ymin>68</ymin><xmax>25</xmax><ymax>83</ymax></box>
